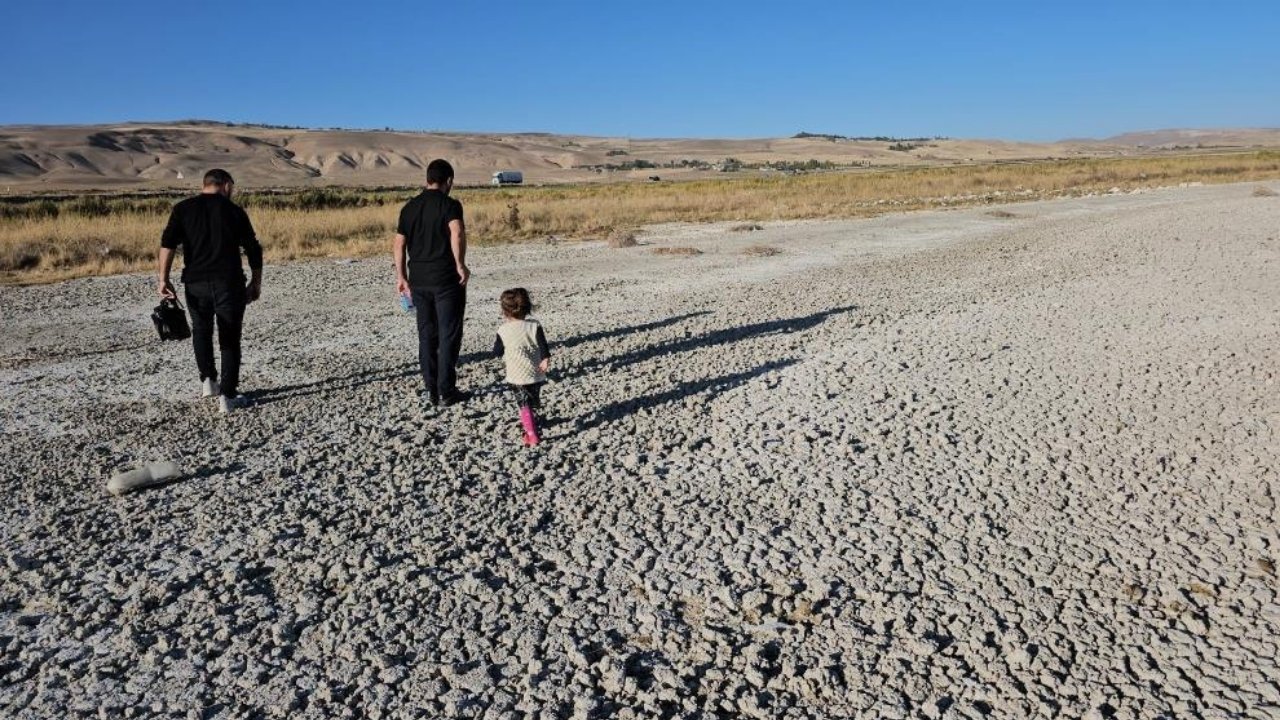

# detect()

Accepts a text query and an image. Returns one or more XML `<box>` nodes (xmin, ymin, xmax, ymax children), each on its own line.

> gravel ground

<box><xmin>1</xmin><ymin>183</ymin><xmax>1278</xmax><ymax>719</ymax></box>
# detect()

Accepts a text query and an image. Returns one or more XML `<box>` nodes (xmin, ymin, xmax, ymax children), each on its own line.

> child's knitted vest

<box><xmin>497</xmin><ymin>318</ymin><xmax>547</xmax><ymax>385</ymax></box>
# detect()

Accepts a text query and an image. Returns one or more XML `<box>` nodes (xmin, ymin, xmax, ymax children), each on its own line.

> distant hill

<box><xmin>1104</xmin><ymin>128</ymin><xmax>1280</xmax><ymax>148</ymax></box>
<box><xmin>2</xmin><ymin>122</ymin><xmax>1277</xmax><ymax>190</ymax></box>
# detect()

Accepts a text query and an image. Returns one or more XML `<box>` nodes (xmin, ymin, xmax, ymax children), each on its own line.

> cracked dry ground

<box><xmin>1</xmin><ymin>183</ymin><xmax>1278</xmax><ymax>719</ymax></box>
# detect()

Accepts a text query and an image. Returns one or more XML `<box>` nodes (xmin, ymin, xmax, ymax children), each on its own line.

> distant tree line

<box><xmin>576</xmin><ymin>157</ymin><xmax>868</xmax><ymax>173</ymax></box>
<box><xmin>794</xmin><ymin>131</ymin><xmax>948</xmax><ymax>142</ymax></box>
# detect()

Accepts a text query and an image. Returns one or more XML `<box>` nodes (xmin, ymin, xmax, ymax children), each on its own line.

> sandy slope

<box><xmin>5</xmin><ymin>122</ymin><xmax>1279</xmax><ymax>190</ymax></box>
<box><xmin>1</xmin><ymin>183</ymin><xmax>1278</xmax><ymax>717</ymax></box>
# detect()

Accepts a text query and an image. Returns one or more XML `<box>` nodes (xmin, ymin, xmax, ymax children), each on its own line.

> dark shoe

<box><xmin>439</xmin><ymin>390</ymin><xmax>472</xmax><ymax>407</ymax></box>
<box><xmin>424</xmin><ymin>390</ymin><xmax>440</xmax><ymax>406</ymax></box>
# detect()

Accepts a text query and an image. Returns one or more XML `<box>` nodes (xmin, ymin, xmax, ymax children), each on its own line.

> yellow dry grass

<box><xmin>0</xmin><ymin>206</ymin><xmax>397</xmax><ymax>284</ymax></box>
<box><xmin>4</xmin><ymin>151</ymin><xmax>1279</xmax><ymax>284</ymax></box>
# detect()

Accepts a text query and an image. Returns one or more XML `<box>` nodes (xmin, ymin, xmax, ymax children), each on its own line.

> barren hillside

<box><xmin>1106</xmin><ymin>127</ymin><xmax>1280</xmax><ymax>148</ymax></box>
<box><xmin>4</xmin><ymin>122</ymin><xmax>1278</xmax><ymax>190</ymax></box>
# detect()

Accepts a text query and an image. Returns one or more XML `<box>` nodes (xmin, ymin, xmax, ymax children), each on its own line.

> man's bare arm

<box><xmin>240</xmin><ymin>209</ymin><xmax>263</xmax><ymax>303</ymax></box>
<box><xmin>449</xmin><ymin>219</ymin><xmax>469</xmax><ymax>286</ymax></box>
<box><xmin>393</xmin><ymin>233</ymin><xmax>410</xmax><ymax>295</ymax></box>
<box><xmin>157</xmin><ymin>247</ymin><xmax>176</xmax><ymax>299</ymax></box>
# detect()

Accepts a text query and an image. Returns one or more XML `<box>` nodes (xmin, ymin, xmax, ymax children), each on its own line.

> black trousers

<box><xmin>184</xmin><ymin>276</ymin><xmax>246</xmax><ymax>397</ymax></box>
<box><xmin>510</xmin><ymin>383</ymin><xmax>543</xmax><ymax>409</ymax></box>
<box><xmin>411</xmin><ymin>283</ymin><xmax>466</xmax><ymax>395</ymax></box>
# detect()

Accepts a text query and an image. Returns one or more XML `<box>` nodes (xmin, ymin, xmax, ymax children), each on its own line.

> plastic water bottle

<box><xmin>399</xmin><ymin>293</ymin><xmax>415</xmax><ymax>312</ymax></box>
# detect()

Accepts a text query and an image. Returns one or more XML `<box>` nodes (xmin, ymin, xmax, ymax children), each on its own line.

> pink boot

<box><xmin>519</xmin><ymin>406</ymin><xmax>541</xmax><ymax>446</ymax></box>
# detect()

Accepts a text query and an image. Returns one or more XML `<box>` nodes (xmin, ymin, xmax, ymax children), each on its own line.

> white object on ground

<box><xmin>202</xmin><ymin>378</ymin><xmax>219</xmax><ymax>397</ymax></box>
<box><xmin>106</xmin><ymin>461</ymin><xmax>183</xmax><ymax>496</ymax></box>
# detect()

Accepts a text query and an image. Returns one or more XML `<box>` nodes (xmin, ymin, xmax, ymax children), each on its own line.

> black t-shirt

<box><xmin>398</xmin><ymin>189</ymin><xmax>464</xmax><ymax>288</ymax></box>
<box><xmin>160</xmin><ymin>194</ymin><xmax>262</xmax><ymax>282</ymax></box>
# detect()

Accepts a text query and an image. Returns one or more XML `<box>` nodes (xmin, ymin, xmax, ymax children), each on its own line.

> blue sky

<box><xmin>2</xmin><ymin>1</ymin><xmax>1276</xmax><ymax>140</ymax></box>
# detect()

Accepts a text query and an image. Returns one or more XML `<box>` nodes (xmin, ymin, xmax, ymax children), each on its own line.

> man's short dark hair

<box><xmin>203</xmin><ymin>168</ymin><xmax>234</xmax><ymax>187</ymax></box>
<box><xmin>426</xmin><ymin>159</ymin><xmax>454</xmax><ymax>186</ymax></box>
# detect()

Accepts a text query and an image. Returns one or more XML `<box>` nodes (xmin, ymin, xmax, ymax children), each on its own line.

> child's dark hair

<box><xmin>500</xmin><ymin>288</ymin><xmax>533</xmax><ymax>319</ymax></box>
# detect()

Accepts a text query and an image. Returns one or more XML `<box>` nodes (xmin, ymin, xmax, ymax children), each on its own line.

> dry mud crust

<box><xmin>1</xmin><ymin>183</ymin><xmax>1279</xmax><ymax>718</ymax></box>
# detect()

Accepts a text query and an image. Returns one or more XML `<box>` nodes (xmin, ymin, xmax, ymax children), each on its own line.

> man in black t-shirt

<box><xmin>158</xmin><ymin>168</ymin><xmax>263</xmax><ymax>413</ymax></box>
<box><xmin>393</xmin><ymin>159</ymin><xmax>472</xmax><ymax>406</ymax></box>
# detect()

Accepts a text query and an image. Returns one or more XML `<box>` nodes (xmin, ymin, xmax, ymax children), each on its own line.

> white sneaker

<box><xmin>202</xmin><ymin>378</ymin><xmax>220</xmax><ymax>398</ymax></box>
<box><xmin>218</xmin><ymin>395</ymin><xmax>247</xmax><ymax>414</ymax></box>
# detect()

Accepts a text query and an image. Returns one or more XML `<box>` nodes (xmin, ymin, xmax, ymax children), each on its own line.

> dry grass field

<box><xmin>2</xmin><ymin>151</ymin><xmax>1278</xmax><ymax>284</ymax></box>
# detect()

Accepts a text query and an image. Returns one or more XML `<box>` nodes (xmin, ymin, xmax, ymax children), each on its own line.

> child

<box><xmin>493</xmin><ymin>288</ymin><xmax>551</xmax><ymax>446</ymax></box>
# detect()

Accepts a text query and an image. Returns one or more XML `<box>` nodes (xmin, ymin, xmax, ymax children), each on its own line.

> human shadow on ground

<box><xmin>247</xmin><ymin>363</ymin><xmax>417</xmax><ymax>404</ymax></box>
<box><xmin>545</xmin><ymin>304</ymin><xmax>855</xmax><ymax>436</ymax></box>
<box><xmin>551</xmin><ymin>311</ymin><xmax>712</xmax><ymax>352</ymax></box>
<box><xmin>3</xmin><ymin>340</ymin><xmax>153</xmax><ymax>370</ymax></box>
<box><xmin>556</xmin><ymin>305</ymin><xmax>856</xmax><ymax>382</ymax></box>
<box><xmin>246</xmin><ymin>311</ymin><xmax>713</xmax><ymax>405</ymax></box>
<box><xmin>562</xmin><ymin>357</ymin><xmax>800</xmax><ymax>436</ymax></box>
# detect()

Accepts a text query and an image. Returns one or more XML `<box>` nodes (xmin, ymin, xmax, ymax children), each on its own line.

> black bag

<box><xmin>152</xmin><ymin>298</ymin><xmax>191</xmax><ymax>341</ymax></box>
